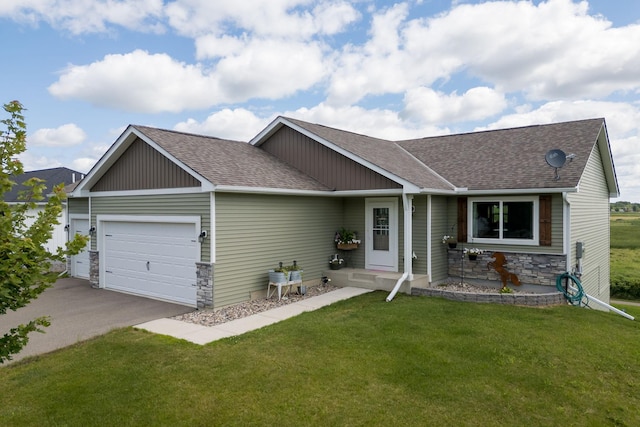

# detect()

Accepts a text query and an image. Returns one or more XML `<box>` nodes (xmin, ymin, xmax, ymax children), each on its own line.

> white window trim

<box><xmin>467</xmin><ymin>196</ymin><xmax>539</xmax><ymax>246</ymax></box>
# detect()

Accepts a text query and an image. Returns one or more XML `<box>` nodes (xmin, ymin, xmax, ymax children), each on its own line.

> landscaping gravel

<box><xmin>173</xmin><ymin>281</ymin><xmax>534</xmax><ymax>327</ymax></box>
<box><xmin>173</xmin><ymin>284</ymin><xmax>340</xmax><ymax>326</ymax></box>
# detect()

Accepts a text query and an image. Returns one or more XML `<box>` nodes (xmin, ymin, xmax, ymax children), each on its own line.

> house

<box><xmin>69</xmin><ymin>117</ymin><xmax>618</xmax><ymax>310</ymax></box>
<box><xmin>4</xmin><ymin>167</ymin><xmax>87</xmax><ymax>272</ymax></box>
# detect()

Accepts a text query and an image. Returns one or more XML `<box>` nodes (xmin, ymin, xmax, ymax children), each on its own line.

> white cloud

<box><xmin>1</xmin><ymin>0</ymin><xmax>165</xmax><ymax>34</ymax></box>
<box><xmin>71</xmin><ymin>157</ymin><xmax>99</xmax><ymax>174</ymax></box>
<box><xmin>29</xmin><ymin>123</ymin><xmax>87</xmax><ymax>147</ymax></box>
<box><xmin>48</xmin><ymin>50</ymin><xmax>215</xmax><ymax>113</ymax></box>
<box><xmin>286</xmin><ymin>103</ymin><xmax>449</xmax><ymax>140</ymax></box>
<box><xmin>165</xmin><ymin>0</ymin><xmax>359</xmax><ymax>39</ymax></box>
<box><xmin>48</xmin><ymin>42</ymin><xmax>327</xmax><ymax>112</ymax></box>
<box><xmin>402</xmin><ymin>86</ymin><xmax>507</xmax><ymax>124</ymax></box>
<box><xmin>328</xmin><ymin>0</ymin><xmax>640</xmax><ymax>105</ymax></box>
<box><xmin>174</xmin><ymin>108</ymin><xmax>272</xmax><ymax>141</ymax></box>
<box><xmin>17</xmin><ymin>151</ymin><xmax>62</xmax><ymax>171</ymax></box>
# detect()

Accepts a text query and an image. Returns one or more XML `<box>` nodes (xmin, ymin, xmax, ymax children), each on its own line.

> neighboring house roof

<box><xmin>4</xmin><ymin>167</ymin><xmax>84</xmax><ymax>202</ymax></box>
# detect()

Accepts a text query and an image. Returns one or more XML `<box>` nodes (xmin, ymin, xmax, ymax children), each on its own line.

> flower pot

<box><xmin>448</xmin><ymin>243</ymin><xmax>457</xmax><ymax>249</ymax></box>
<box><xmin>329</xmin><ymin>262</ymin><xmax>344</xmax><ymax>270</ymax></box>
<box><xmin>337</xmin><ymin>243</ymin><xmax>358</xmax><ymax>250</ymax></box>
<box><xmin>289</xmin><ymin>270</ymin><xmax>303</xmax><ymax>283</ymax></box>
<box><xmin>468</xmin><ymin>254</ymin><xmax>478</xmax><ymax>261</ymax></box>
<box><xmin>268</xmin><ymin>270</ymin><xmax>289</xmax><ymax>284</ymax></box>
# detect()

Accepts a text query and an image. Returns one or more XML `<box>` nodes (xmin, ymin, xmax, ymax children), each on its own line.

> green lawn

<box><xmin>2</xmin><ymin>292</ymin><xmax>639</xmax><ymax>426</ymax></box>
<box><xmin>611</xmin><ymin>213</ymin><xmax>640</xmax><ymax>299</ymax></box>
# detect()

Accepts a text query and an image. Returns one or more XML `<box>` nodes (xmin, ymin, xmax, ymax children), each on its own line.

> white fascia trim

<box><xmin>456</xmin><ymin>187</ymin><xmax>577</xmax><ymax>196</ymax></box>
<box><xmin>72</xmin><ymin>127</ymin><xmax>214</xmax><ymax>197</ymax></box>
<box><xmin>213</xmin><ymin>185</ymin><xmax>406</xmax><ymax>197</ymax></box>
<box><xmin>97</xmin><ymin>214</ymin><xmax>201</xmax><ymax>224</ymax></box>
<box><xmin>79</xmin><ymin>186</ymin><xmax>205</xmax><ymax>198</ymax></box>
<box><xmin>266</xmin><ymin>117</ymin><xmax>417</xmax><ymax>190</ymax></box>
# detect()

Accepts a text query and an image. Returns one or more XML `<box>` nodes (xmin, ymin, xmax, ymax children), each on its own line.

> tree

<box><xmin>0</xmin><ymin>101</ymin><xmax>88</xmax><ymax>363</ymax></box>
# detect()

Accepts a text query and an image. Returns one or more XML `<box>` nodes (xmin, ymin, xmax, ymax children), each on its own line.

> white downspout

<box><xmin>427</xmin><ymin>194</ymin><xmax>432</xmax><ymax>283</ymax></box>
<box><xmin>386</xmin><ymin>193</ymin><xmax>413</xmax><ymax>302</ymax></box>
<box><xmin>563</xmin><ymin>192</ymin><xmax>572</xmax><ymax>272</ymax></box>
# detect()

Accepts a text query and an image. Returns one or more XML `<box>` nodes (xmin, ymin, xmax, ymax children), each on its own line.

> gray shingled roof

<box><xmin>4</xmin><ymin>167</ymin><xmax>84</xmax><ymax>202</ymax></box>
<box><xmin>284</xmin><ymin>117</ymin><xmax>455</xmax><ymax>191</ymax></box>
<box><xmin>129</xmin><ymin>118</ymin><xmax>606</xmax><ymax>194</ymax></box>
<box><xmin>397</xmin><ymin>118</ymin><xmax>605</xmax><ymax>191</ymax></box>
<box><xmin>133</xmin><ymin>126</ymin><xmax>330</xmax><ymax>191</ymax></box>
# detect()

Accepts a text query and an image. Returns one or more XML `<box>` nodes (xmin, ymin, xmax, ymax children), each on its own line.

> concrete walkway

<box><xmin>135</xmin><ymin>287</ymin><xmax>373</xmax><ymax>344</ymax></box>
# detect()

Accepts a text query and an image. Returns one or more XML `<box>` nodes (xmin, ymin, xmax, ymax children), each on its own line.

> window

<box><xmin>468</xmin><ymin>196</ymin><xmax>539</xmax><ymax>245</ymax></box>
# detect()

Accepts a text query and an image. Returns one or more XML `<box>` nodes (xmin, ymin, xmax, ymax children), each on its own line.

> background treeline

<box><xmin>610</xmin><ymin>206</ymin><xmax>640</xmax><ymax>300</ymax></box>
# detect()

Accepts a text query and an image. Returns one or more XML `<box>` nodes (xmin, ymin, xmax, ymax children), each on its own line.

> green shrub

<box><xmin>610</xmin><ymin>275</ymin><xmax>640</xmax><ymax>300</ymax></box>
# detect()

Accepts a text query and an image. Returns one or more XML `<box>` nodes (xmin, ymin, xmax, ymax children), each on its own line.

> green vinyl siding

<box><xmin>567</xmin><ymin>145</ymin><xmax>611</xmax><ymax>304</ymax></box>
<box><xmin>68</xmin><ymin>197</ymin><xmax>89</xmax><ymax>215</ymax></box>
<box><xmin>412</xmin><ymin>196</ymin><xmax>428</xmax><ymax>275</ymax></box>
<box><xmin>430</xmin><ymin>195</ymin><xmax>450</xmax><ymax>283</ymax></box>
<box><xmin>342</xmin><ymin>198</ymin><xmax>366</xmax><ymax>269</ymax></box>
<box><xmin>90</xmin><ymin>192</ymin><xmax>211</xmax><ymax>261</ymax></box>
<box><xmin>214</xmin><ymin>193</ymin><xmax>343</xmax><ymax>308</ymax></box>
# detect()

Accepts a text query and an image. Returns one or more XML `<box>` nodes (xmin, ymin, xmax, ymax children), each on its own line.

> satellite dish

<box><xmin>545</xmin><ymin>149</ymin><xmax>567</xmax><ymax>180</ymax></box>
<box><xmin>545</xmin><ymin>149</ymin><xmax>567</xmax><ymax>168</ymax></box>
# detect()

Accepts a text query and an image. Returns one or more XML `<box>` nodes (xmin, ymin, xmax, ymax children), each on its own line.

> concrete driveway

<box><xmin>0</xmin><ymin>277</ymin><xmax>195</xmax><ymax>364</ymax></box>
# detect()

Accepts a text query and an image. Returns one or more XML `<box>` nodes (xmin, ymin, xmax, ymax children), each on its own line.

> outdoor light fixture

<box><xmin>198</xmin><ymin>230</ymin><xmax>208</xmax><ymax>243</ymax></box>
<box><xmin>64</xmin><ymin>224</ymin><xmax>70</xmax><ymax>232</ymax></box>
<box><xmin>89</xmin><ymin>226</ymin><xmax>96</xmax><ymax>236</ymax></box>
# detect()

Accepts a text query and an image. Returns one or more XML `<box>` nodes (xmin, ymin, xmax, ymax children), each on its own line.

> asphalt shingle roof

<box><xmin>397</xmin><ymin>118</ymin><xmax>605</xmax><ymax>191</ymax></box>
<box><xmin>284</xmin><ymin>117</ymin><xmax>455</xmax><ymax>191</ymax></box>
<box><xmin>122</xmin><ymin>118</ymin><xmax>607</xmax><ymax>194</ymax></box>
<box><xmin>4</xmin><ymin>167</ymin><xmax>84</xmax><ymax>202</ymax></box>
<box><xmin>134</xmin><ymin>126</ymin><xmax>330</xmax><ymax>191</ymax></box>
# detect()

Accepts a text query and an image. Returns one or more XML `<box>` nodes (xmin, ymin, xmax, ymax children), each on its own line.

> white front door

<box><xmin>365</xmin><ymin>198</ymin><xmax>398</xmax><ymax>271</ymax></box>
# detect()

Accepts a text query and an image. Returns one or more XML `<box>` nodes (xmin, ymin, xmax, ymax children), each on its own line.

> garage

<box><xmin>100</xmin><ymin>218</ymin><xmax>199</xmax><ymax>306</ymax></box>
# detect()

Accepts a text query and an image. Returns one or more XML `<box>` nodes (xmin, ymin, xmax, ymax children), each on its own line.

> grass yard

<box><xmin>611</xmin><ymin>213</ymin><xmax>640</xmax><ymax>299</ymax></box>
<box><xmin>1</xmin><ymin>292</ymin><xmax>639</xmax><ymax>426</ymax></box>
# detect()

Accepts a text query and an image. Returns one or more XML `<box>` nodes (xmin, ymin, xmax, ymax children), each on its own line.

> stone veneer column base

<box><xmin>196</xmin><ymin>262</ymin><xmax>213</xmax><ymax>309</ymax></box>
<box><xmin>89</xmin><ymin>250</ymin><xmax>100</xmax><ymax>288</ymax></box>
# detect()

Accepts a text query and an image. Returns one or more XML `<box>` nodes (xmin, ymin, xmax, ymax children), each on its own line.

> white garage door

<box><xmin>70</xmin><ymin>218</ymin><xmax>91</xmax><ymax>279</ymax></box>
<box><xmin>103</xmin><ymin>221</ymin><xmax>198</xmax><ymax>306</ymax></box>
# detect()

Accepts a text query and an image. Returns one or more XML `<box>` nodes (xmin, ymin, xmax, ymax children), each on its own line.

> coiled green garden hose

<box><xmin>555</xmin><ymin>272</ymin><xmax>586</xmax><ymax>305</ymax></box>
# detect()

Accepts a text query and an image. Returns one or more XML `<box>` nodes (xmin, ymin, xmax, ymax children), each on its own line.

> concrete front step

<box><xmin>324</xmin><ymin>268</ymin><xmax>429</xmax><ymax>294</ymax></box>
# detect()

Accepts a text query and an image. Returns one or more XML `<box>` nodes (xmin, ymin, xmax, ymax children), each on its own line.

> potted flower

<box><xmin>442</xmin><ymin>235</ymin><xmax>457</xmax><ymax>249</ymax></box>
<box><xmin>287</xmin><ymin>260</ymin><xmax>303</xmax><ymax>283</ymax></box>
<box><xmin>329</xmin><ymin>254</ymin><xmax>345</xmax><ymax>270</ymax></box>
<box><xmin>335</xmin><ymin>227</ymin><xmax>361</xmax><ymax>250</ymax></box>
<box><xmin>464</xmin><ymin>248</ymin><xmax>483</xmax><ymax>260</ymax></box>
<box><xmin>268</xmin><ymin>262</ymin><xmax>290</xmax><ymax>284</ymax></box>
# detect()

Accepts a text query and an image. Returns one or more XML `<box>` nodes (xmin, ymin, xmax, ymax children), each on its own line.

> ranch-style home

<box><xmin>68</xmin><ymin>116</ymin><xmax>618</xmax><ymax>310</ymax></box>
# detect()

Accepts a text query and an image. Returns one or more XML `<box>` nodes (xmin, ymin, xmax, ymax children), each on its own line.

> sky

<box><xmin>1</xmin><ymin>0</ymin><xmax>640</xmax><ymax>201</ymax></box>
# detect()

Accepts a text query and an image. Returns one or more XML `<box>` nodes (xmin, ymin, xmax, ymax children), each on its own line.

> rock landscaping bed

<box><xmin>173</xmin><ymin>284</ymin><xmax>340</xmax><ymax>326</ymax></box>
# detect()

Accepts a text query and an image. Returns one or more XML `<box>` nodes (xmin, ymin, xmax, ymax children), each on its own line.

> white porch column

<box><xmin>403</xmin><ymin>194</ymin><xmax>414</xmax><ymax>280</ymax></box>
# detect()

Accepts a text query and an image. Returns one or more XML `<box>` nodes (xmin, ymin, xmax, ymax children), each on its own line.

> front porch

<box><xmin>323</xmin><ymin>268</ymin><xmax>429</xmax><ymax>295</ymax></box>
